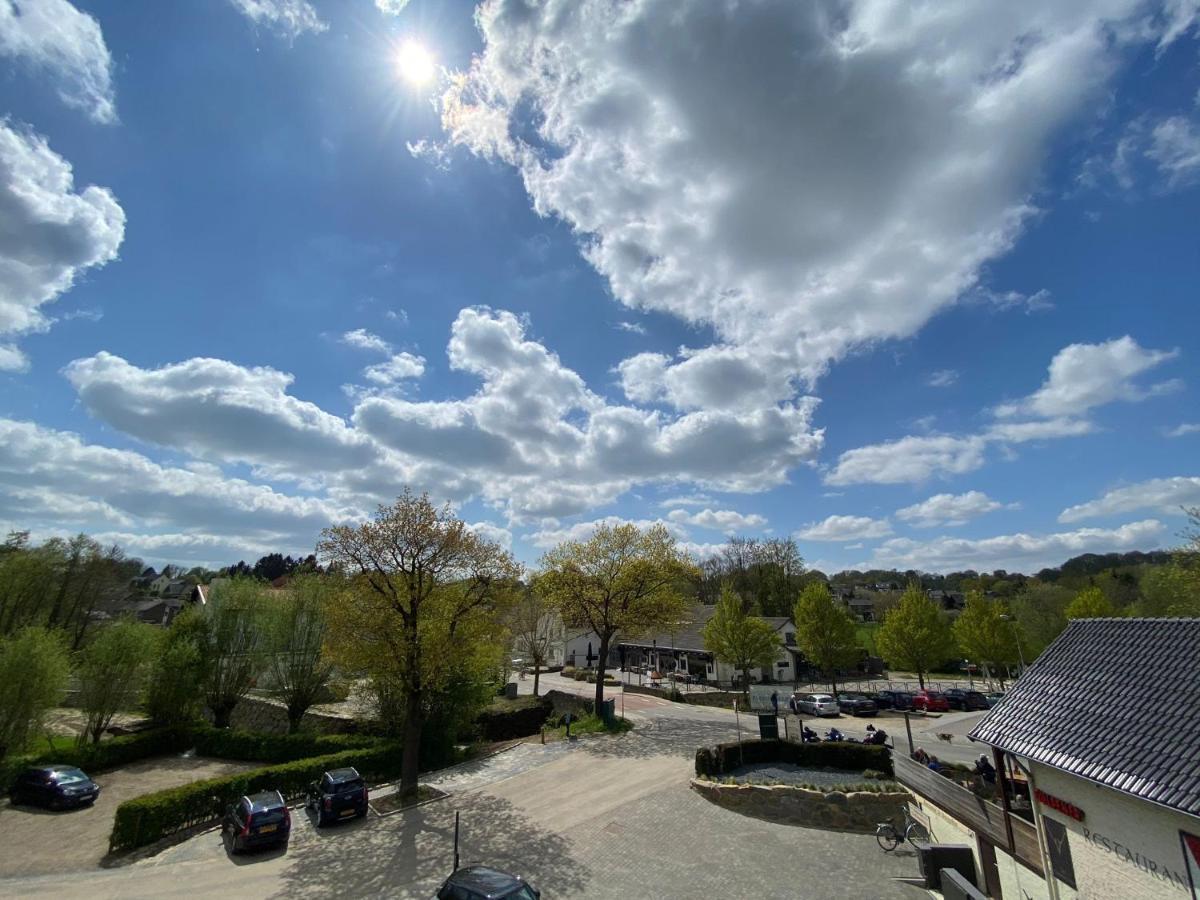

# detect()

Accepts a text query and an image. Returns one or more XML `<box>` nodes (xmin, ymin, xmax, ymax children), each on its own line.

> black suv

<box><xmin>9</xmin><ymin>765</ymin><xmax>100</xmax><ymax>810</ymax></box>
<box><xmin>876</xmin><ymin>690</ymin><xmax>914</xmax><ymax>710</ymax></box>
<box><xmin>437</xmin><ymin>865</ymin><xmax>540</xmax><ymax>900</ymax></box>
<box><xmin>306</xmin><ymin>766</ymin><xmax>369</xmax><ymax>826</ymax></box>
<box><xmin>223</xmin><ymin>790</ymin><xmax>291</xmax><ymax>853</ymax></box>
<box><xmin>945</xmin><ymin>688</ymin><xmax>991</xmax><ymax>711</ymax></box>
<box><xmin>836</xmin><ymin>694</ymin><xmax>878</xmax><ymax>717</ymax></box>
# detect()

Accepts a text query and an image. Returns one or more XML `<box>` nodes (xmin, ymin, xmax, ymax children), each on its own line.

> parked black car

<box><xmin>436</xmin><ymin>865</ymin><xmax>540</xmax><ymax>900</ymax></box>
<box><xmin>223</xmin><ymin>790</ymin><xmax>291</xmax><ymax>853</ymax></box>
<box><xmin>9</xmin><ymin>765</ymin><xmax>100</xmax><ymax>810</ymax></box>
<box><xmin>864</xmin><ymin>691</ymin><xmax>893</xmax><ymax>710</ymax></box>
<box><xmin>876</xmin><ymin>690</ymin><xmax>915</xmax><ymax>711</ymax></box>
<box><xmin>306</xmin><ymin>766</ymin><xmax>369</xmax><ymax>826</ymax></box>
<box><xmin>836</xmin><ymin>694</ymin><xmax>878</xmax><ymax>716</ymax></box>
<box><xmin>944</xmin><ymin>689</ymin><xmax>991</xmax><ymax>711</ymax></box>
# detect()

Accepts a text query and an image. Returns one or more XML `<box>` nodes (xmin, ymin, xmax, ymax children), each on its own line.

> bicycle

<box><xmin>875</xmin><ymin>807</ymin><xmax>929</xmax><ymax>851</ymax></box>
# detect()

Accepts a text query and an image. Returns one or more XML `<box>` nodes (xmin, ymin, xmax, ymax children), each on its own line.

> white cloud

<box><xmin>994</xmin><ymin>336</ymin><xmax>1179</xmax><ymax>419</ymax></box>
<box><xmin>341</xmin><ymin>328</ymin><xmax>392</xmax><ymax>354</ymax></box>
<box><xmin>0</xmin><ymin>343</ymin><xmax>27</xmax><ymax>372</ymax></box>
<box><xmin>895</xmin><ymin>491</ymin><xmax>1010</xmax><ymax>528</ymax></box>
<box><xmin>467</xmin><ymin>520</ymin><xmax>512</xmax><ymax>550</ymax></box>
<box><xmin>1147</xmin><ymin>114</ymin><xmax>1200</xmax><ymax>189</ymax></box>
<box><xmin>983</xmin><ymin>418</ymin><xmax>1095</xmax><ymax>443</ymax></box>
<box><xmin>826</xmin><ymin>435</ymin><xmax>987</xmax><ymax>486</ymax></box>
<box><xmin>658</xmin><ymin>494</ymin><xmax>712</xmax><ymax>508</ymax></box>
<box><xmin>796</xmin><ymin>515</ymin><xmax>892</xmax><ymax>542</ymax></box>
<box><xmin>440</xmin><ymin>0</ymin><xmax>1165</xmax><ymax>389</ymax></box>
<box><xmin>969</xmin><ymin>287</ymin><xmax>1054</xmax><ymax>314</ymax></box>
<box><xmin>1058</xmin><ymin>477</ymin><xmax>1200</xmax><ymax>523</ymax></box>
<box><xmin>615</xmin><ymin>321</ymin><xmax>646</xmax><ymax>335</ymax></box>
<box><xmin>0</xmin><ymin>0</ymin><xmax>116</xmax><ymax>123</ymax></box>
<box><xmin>228</xmin><ymin>0</ymin><xmax>327</xmax><ymax>41</ymax></box>
<box><xmin>0</xmin><ymin>418</ymin><xmax>357</xmax><ymax>558</ymax></box>
<box><xmin>617</xmin><ymin>345</ymin><xmax>798</xmax><ymax>412</ymax></box>
<box><xmin>64</xmin><ymin>352</ymin><xmax>377</xmax><ymax>476</ymax></box>
<box><xmin>363</xmin><ymin>352</ymin><xmax>425</xmax><ymax>386</ymax></box>
<box><xmin>0</xmin><ymin>123</ymin><xmax>125</xmax><ymax>359</ymax></box>
<box><xmin>375</xmin><ymin>0</ymin><xmax>411</xmax><ymax>14</ymax></box>
<box><xmin>666</xmin><ymin>507</ymin><xmax>766</xmax><ymax>534</ymax></box>
<box><xmin>870</xmin><ymin>519</ymin><xmax>1165</xmax><ymax>573</ymax></box>
<box><xmin>527</xmin><ymin>516</ymin><xmax>686</xmax><ymax>550</ymax></box>
<box><xmin>926</xmin><ymin>370</ymin><xmax>958</xmax><ymax>388</ymax></box>
<box><xmin>1165</xmin><ymin>423</ymin><xmax>1200</xmax><ymax>438</ymax></box>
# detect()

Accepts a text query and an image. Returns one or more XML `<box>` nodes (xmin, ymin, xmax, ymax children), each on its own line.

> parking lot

<box><xmin>0</xmin><ymin>755</ymin><xmax>256</xmax><ymax>877</ymax></box>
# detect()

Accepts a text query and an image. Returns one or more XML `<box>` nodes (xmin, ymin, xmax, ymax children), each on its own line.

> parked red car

<box><xmin>912</xmin><ymin>690</ymin><xmax>950</xmax><ymax>712</ymax></box>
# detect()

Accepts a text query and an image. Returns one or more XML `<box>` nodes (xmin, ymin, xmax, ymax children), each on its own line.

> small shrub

<box><xmin>603</xmin><ymin>677</ymin><xmax>620</xmax><ymax>687</ymax></box>
<box><xmin>191</xmin><ymin>726</ymin><xmax>378</xmax><ymax>763</ymax></box>
<box><xmin>862</xmin><ymin>769</ymin><xmax>885</xmax><ymax>780</ymax></box>
<box><xmin>475</xmin><ymin>697</ymin><xmax>551</xmax><ymax>741</ymax></box>
<box><xmin>560</xmin><ymin>666</ymin><xmax>576</xmax><ymax>677</ymax></box>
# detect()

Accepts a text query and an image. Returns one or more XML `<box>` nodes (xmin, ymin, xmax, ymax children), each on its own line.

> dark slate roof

<box><xmin>969</xmin><ymin>618</ymin><xmax>1200</xmax><ymax>818</ymax></box>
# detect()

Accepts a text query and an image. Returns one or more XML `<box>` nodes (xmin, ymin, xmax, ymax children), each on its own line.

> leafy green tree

<box><xmin>952</xmin><ymin>592</ymin><xmax>1018</xmax><ymax>688</ymax></box>
<box><xmin>536</xmin><ymin>522</ymin><xmax>696</xmax><ymax>709</ymax></box>
<box><xmin>1065</xmin><ymin>586</ymin><xmax>1117</xmax><ymax>620</ymax></box>
<box><xmin>146</xmin><ymin>606</ymin><xmax>208</xmax><ymax>726</ymax></box>
<box><xmin>264</xmin><ymin>575</ymin><xmax>334</xmax><ymax>733</ymax></box>
<box><xmin>702</xmin><ymin>585</ymin><xmax>780</xmax><ymax>696</ymax></box>
<box><xmin>1138</xmin><ymin>560</ymin><xmax>1200</xmax><ymax>616</ymax></box>
<box><xmin>320</xmin><ymin>490</ymin><xmax>521</xmax><ymax>799</ymax></box>
<box><xmin>201</xmin><ymin>578</ymin><xmax>267</xmax><ymax>728</ymax></box>
<box><xmin>509</xmin><ymin>588</ymin><xmax>564</xmax><ymax>698</ymax></box>
<box><xmin>1008</xmin><ymin>582</ymin><xmax>1072</xmax><ymax>657</ymax></box>
<box><xmin>876</xmin><ymin>584</ymin><xmax>955</xmax><ymax>688</ymax></box>
<box><xmin>0</xmin><ymin>627</ymin><xmax>70</xmax><ymax>758</ymax></box>
<box><xmin>76</xmin><ymin>619</ymin><xmax>160</xmax><ymax>745</ymax></box>
<box><xmin>792</xmin><ymin>581</ymin><xmax>859</xmax><ymax>696</ymax></box>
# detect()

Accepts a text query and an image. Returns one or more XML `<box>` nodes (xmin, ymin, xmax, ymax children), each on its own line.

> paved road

<box><xmin>0</xmin><ymin>679</ymin><xmax>933</xmax><ymax>899</ymax></box>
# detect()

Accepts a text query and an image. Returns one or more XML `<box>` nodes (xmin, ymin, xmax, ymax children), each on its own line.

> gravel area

<box><xmin>725</xmin><ymin>763</ymin><xmax>874</xmax><ymax>788</ymax></box>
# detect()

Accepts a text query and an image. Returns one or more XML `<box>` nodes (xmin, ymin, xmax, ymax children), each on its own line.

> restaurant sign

<box><xmin>1034</xmin><ymin>788</ymin><xmax>1084</xmax><ymax>821</ymax></box>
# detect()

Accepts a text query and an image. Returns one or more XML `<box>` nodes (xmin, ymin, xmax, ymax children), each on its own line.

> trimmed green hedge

<box><xmin>1</xmin><ymin>728</ymin><xmax>192</xmax><ymax>792</ymax></box>
<box><xmin>476</xmin><ymin>697</ymin><xmax>551</xmax><ymax>741</ymax></box>
<box><xmin>109</xmin><ymin>742</ymin><xmax>403</xmax><ymax>852</ymax></box>
<box><xmin>694</xmin><ymin>739</ymin><xmax>892</xmax><ymax>779</ymax></box>
<box><xmin>191</xmin><ymin>726</ymin><xmax>378</xmax><ymax>763</ymax></box>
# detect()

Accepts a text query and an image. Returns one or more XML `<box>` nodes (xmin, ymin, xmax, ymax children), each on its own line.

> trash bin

<box><xmin>600</xmin><ymin>698</ymin><xmax>616</xmax><ymax>722</ymax></box>
<box><xmin>504</xmin><ymin>682</ymin><xmax>518</xmax><ymax>699</ymax></box>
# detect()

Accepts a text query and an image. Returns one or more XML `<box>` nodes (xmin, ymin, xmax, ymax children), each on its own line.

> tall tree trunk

<box><xmin>594</xmin><ymin>635</ymin><xmax>610</xmax><ymax>711</ymax></box>
<box><xmin>532</xmin><ymin>665</ymin><xmax>540</xmax><ymax>698</ymax></box>
<box><xmin>287</xmin><ymin>704</ymin><xmax>304</xmax><ymax>734</ymax></box>
<box><xmin>917</xmin><ymin>670</ymin><xmax>926</xmax><ymax>689</ymax></box>
<box><xmin>830</xmin><ymin>671</ymin><xmax>839</xmax><ymax>697</ymax></box>
<box><xmin>400</xmin><ymin>689</ymin><xmax>422</xmax><ymax>800</ymax></box>
<box><xmin>212</xmin><ymin>701</ymin><xmax>235</xmax><ymax>729</ymax></box>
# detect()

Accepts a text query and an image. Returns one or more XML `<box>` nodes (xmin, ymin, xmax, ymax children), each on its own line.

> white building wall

<box><xmin>1031</xmin><ymin>762</ymin><xmax>1196</xmax><ymax>899</ymax></box>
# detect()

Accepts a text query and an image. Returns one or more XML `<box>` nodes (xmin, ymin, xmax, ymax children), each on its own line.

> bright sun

<box><xmin>396</xmin><ymin>40</ymin><xmax>436</xmax><ymax>87</ymax></box>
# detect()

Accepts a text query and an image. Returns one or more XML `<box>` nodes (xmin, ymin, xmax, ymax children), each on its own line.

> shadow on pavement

<box><xmin>272</xmin><ymin>791</ymin><xmax>589</xmax><ymax>899</ymax></box>
<box><xmin>578</xmin><ymin>713</ymin><xmax>739</xmax><ymax>762</ymax></box>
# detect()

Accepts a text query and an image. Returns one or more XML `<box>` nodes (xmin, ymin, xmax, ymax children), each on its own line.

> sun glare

<box><xmin>396</xmin><ymin>40</ymin><xmax>436</xmax><ymax>87</ymax></box>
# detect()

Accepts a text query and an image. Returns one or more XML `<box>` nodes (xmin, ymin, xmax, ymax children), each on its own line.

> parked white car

<box><xmin>794</xmin><ymin>693</ymin><xmax>840</xmax><ymax>717</ymax></box>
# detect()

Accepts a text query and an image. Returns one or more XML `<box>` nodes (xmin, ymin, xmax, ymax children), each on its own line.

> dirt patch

<box><xmin>0</xmin><ymin>755</ymin><xmax>257</xmax><ymax>877</ymax></box>
<box><xmin>370</xmin><ymin>785</ymin><xmax>447</xmax><ymax>816</ymax></box>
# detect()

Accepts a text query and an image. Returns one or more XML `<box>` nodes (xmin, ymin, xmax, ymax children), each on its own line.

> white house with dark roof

<box><xmin>899</xmin><ymin>618</ymin><xmax>1200</xmax><ymax>900</ymax></box>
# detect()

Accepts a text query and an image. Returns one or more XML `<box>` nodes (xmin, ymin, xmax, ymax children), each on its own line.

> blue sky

<box><xmin>1</xmin><ymin>0</ymin><xmax>1198</xmax><ymax>574</ymax></box>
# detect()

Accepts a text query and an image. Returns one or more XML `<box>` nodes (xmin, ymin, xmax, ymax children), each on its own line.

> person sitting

<box><xmin>864</xmin><ymin>725</ymin><xmax>889</xmax><ymax>746</ymax></box>
<box><xmin>912</xmin><ymin>748</ymin><xmax>931</xmax><ymax>764</ymax></box>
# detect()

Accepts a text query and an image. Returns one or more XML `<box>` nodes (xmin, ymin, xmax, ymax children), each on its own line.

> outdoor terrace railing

<box><xmin>894</xmin><ymin>754</ymin><xmax>1042</xmax><ymax>875</ymax></box>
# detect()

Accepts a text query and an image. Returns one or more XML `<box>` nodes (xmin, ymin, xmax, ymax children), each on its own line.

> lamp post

<box><xmin>999</xmin><ymin>614</ymin><xmax>1026</xmax><ymax>677</ymax></box>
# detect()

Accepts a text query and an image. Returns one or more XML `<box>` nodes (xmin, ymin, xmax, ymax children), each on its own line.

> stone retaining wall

<box><xmin>543</xmin><ymin>689</ymin><xmax>594</xmax><ymax>719</ymax></box>
<box><xmin>690</xmin><ymin>777</ymin><xmax>907</xmax><ymax>833</ymax></box>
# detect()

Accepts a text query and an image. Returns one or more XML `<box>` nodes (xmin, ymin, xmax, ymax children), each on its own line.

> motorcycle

<box><xmin>825</xmin><ymin>728</ymin><xmax>858</xmax><ymax>743</ymax></box>
<box><xmin>801</xmin><ymin>726</ymin><xmax>820</xmax><ymax>743</ymax></box>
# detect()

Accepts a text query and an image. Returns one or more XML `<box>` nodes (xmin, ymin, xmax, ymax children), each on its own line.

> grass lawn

<box><xmin>855</xmin><ymin>622</ymin><xmax>880</xmax><ymax>655</ymax></box>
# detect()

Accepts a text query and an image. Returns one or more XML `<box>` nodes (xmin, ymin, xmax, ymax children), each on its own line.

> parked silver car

<box><xmin>793</xmin><ymin>692</ymin><xmax>840</xmax><ymax>716</ymax></box>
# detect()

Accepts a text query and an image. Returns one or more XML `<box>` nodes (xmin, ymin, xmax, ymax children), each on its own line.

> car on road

<box><xmin>794</xmin><ymin>693</ymin><xmax>840</xmax><ymax>717</ymax></box>
<box><xmin>944</xmin><ymin>689</ymin><xmax>991</xmax><ymax>711</ymax></box>
<box><xmin>875</xmin><ymin>690</ymin><xmax>914</xmax><ymax>710</ymax></box>
<box><xmin>306</xmin><ymin>766</ymin><xmax>369</xmax><ymax>827</ymax></box>
<box><xmin>8</xmin><ymin>765</ymin><xmax>100</xmax><ymax>810</ymax></box>
<box><xmin>985</xmin><ymin>691</ymin><xmax>1006</xmax><ymax>707</ymax></box>
<box><xmin>911</xmin><ymin>690</ymin><xmax>951</xmax><ymax>712</ymax></box>
<box><xmin>223</xmin><ymin>790</ymin><xmax>291</xmax><ymax>853</ymax></box>
<box><xmin>436</xmin><ymin>865</ymin><xmax>541</xmax><ymax>899</ymax></box>
<box><xmin>836</xmin><ymin>694</ymin><xmax>878</xmax><ymax>716</ymax></box>
<box><xmin>863</xmin><ymin>691</ymin><xmax>893</xmax><ymax>709</ymax></box>
<box><xmin>667</xmin><ymin>670</ymin><xmax>694</xmax><ymax>684</ymax></box>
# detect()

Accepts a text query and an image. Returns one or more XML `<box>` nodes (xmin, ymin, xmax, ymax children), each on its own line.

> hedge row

<box><xmin>476</xmin><ymin>697</ymin><xmax>551</xmax><ymax>741</ymax></box>
<box><xmin>190</xmin><ymin>726</ymin><xmax>379</xmax><ymax>763</ymax></box>
<box><xmin>1</xmin><ymin>727</ymin><xmax>192</xmax><ymax>792</ymax></box>
<box><xmin>109</xmin><ymin>742</ymin><xmax>404</xmax><ymax>852</ymax></box>
<box><xmin>694</xmin><ymin>739</ymin><xmax>893</xmax><ymax>779</ymax></box>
